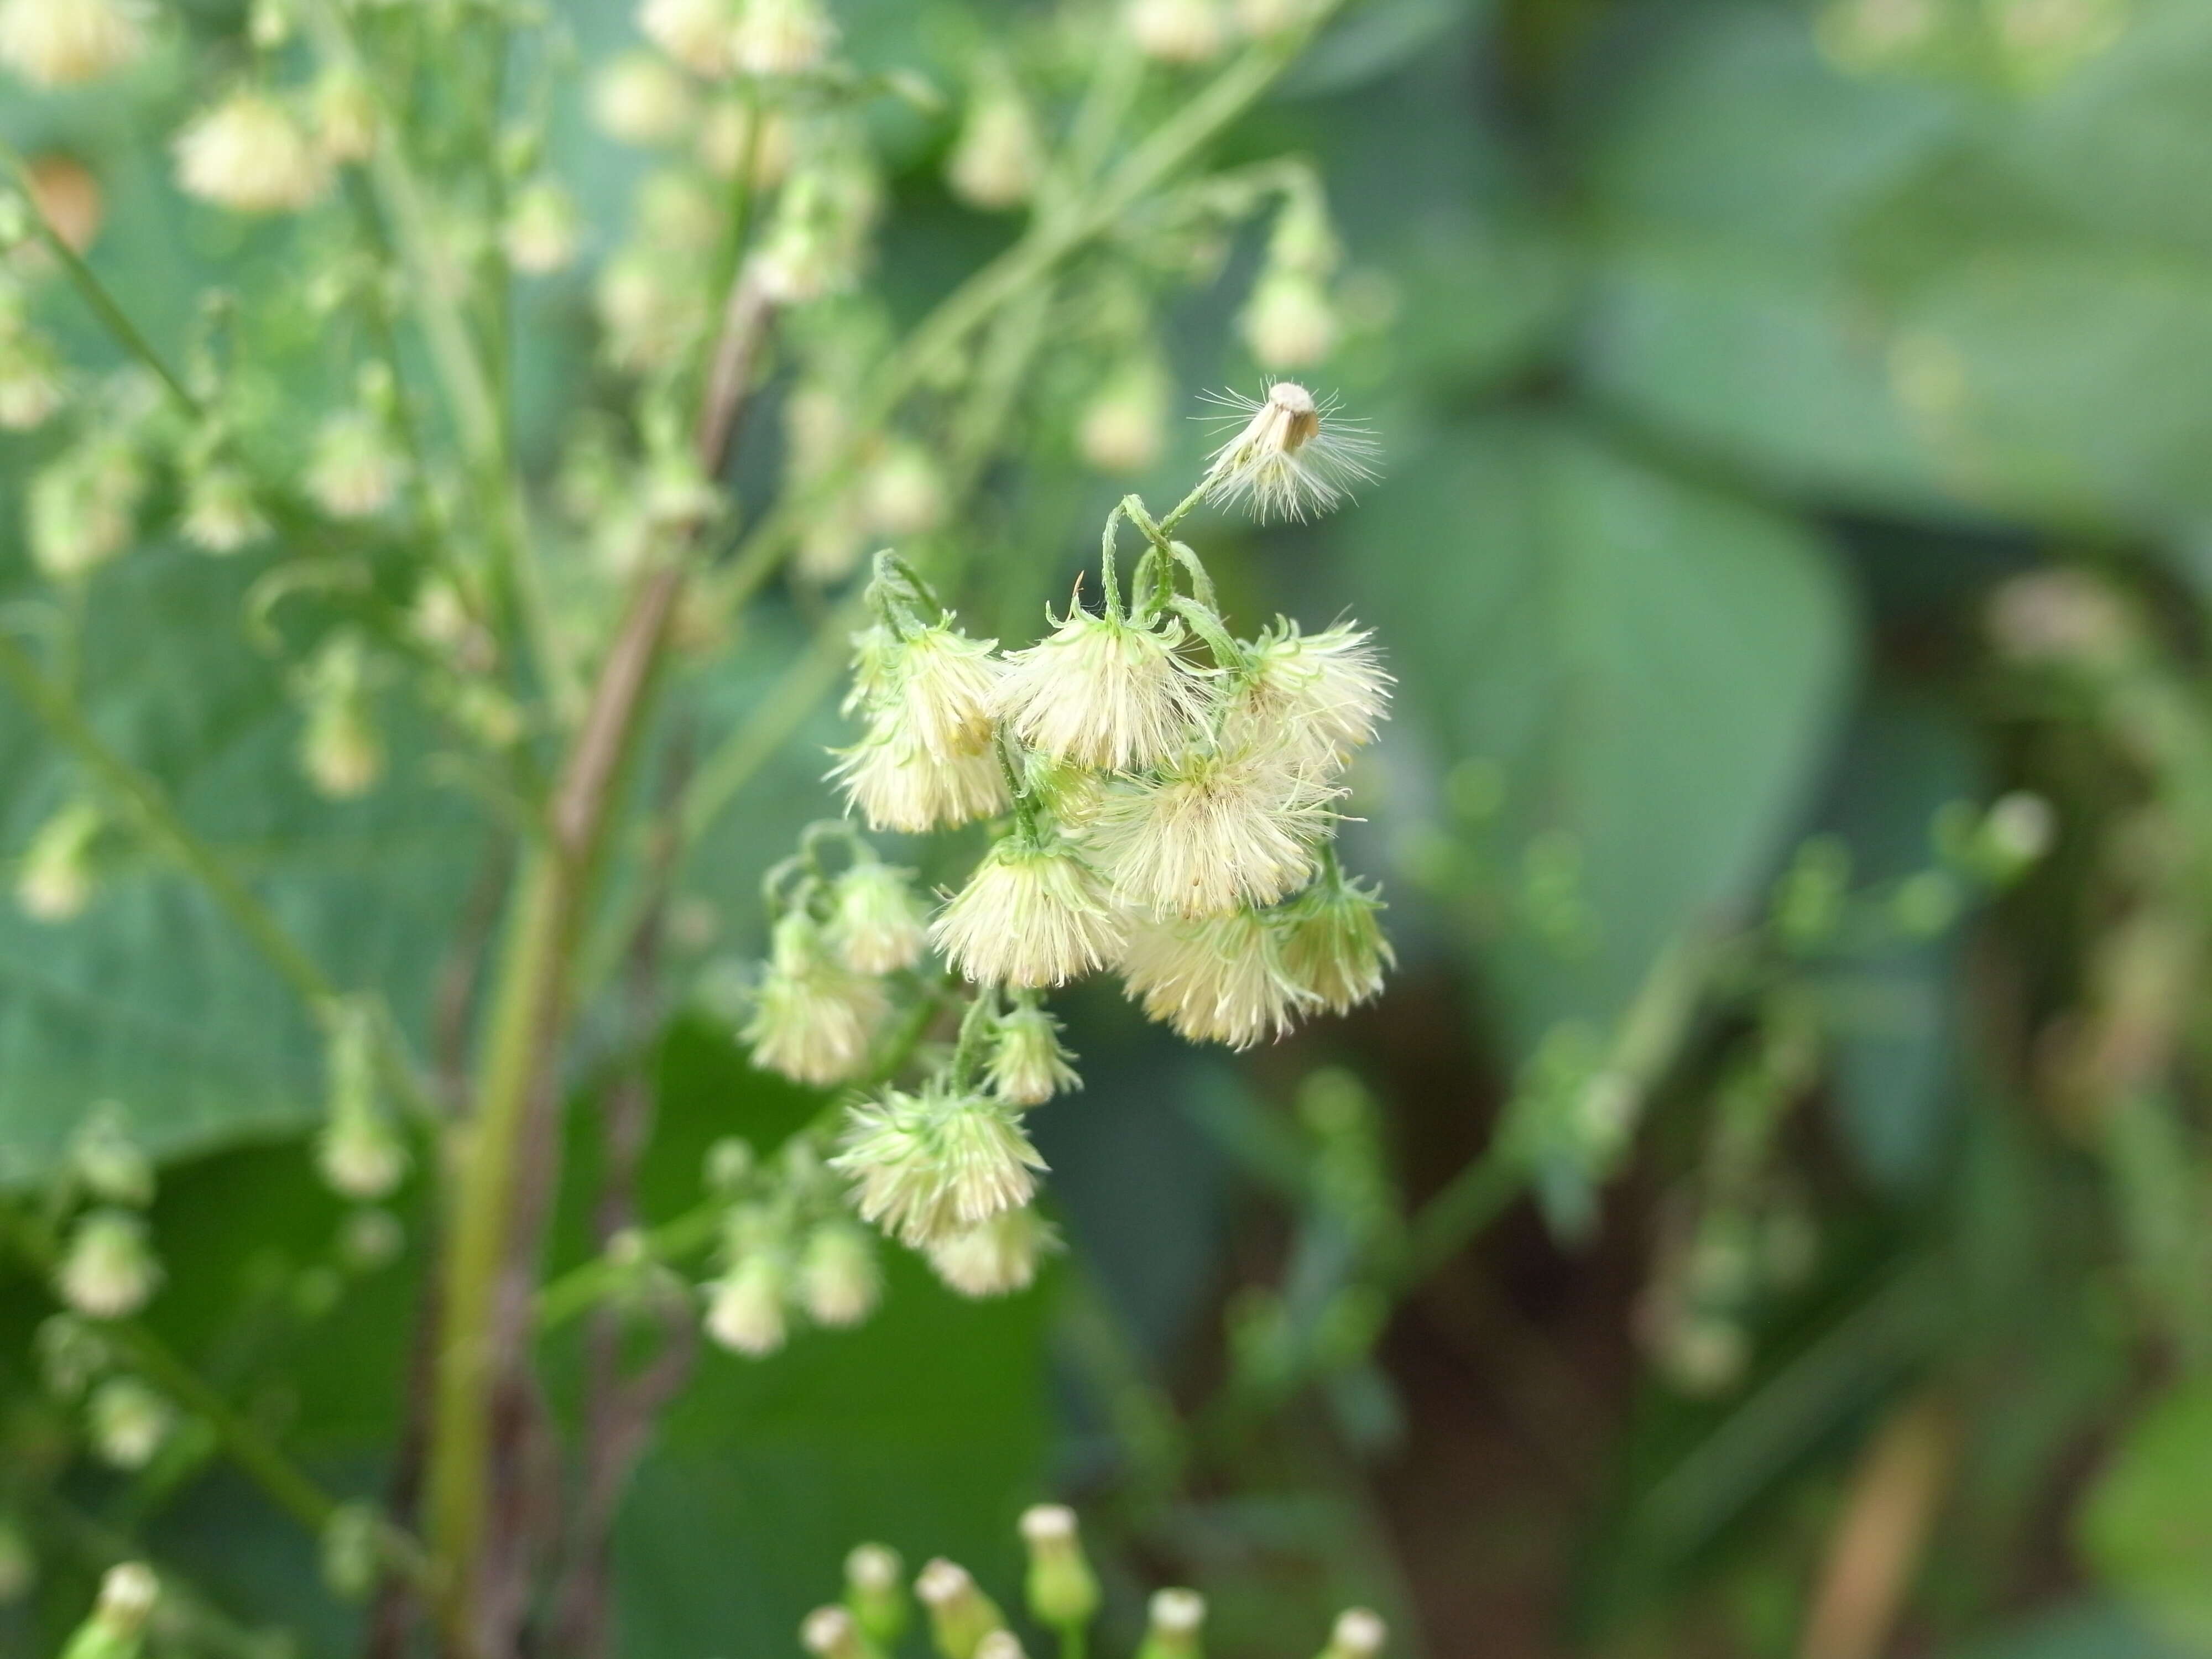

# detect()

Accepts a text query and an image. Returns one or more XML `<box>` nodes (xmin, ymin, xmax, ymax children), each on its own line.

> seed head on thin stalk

<box><xmin>503</xmin><ymin>178</ymin><xmax>581</xmax><ymax>275</ymax></box>
<box><xmin>833</xmin><ymin>1084</ymin><xmax>1046</xmax><ymax>1248</ymax></box>
<box><xmin>1200</xmin><ymin>381</ymin><xmax>1376</xmax><ymax>523</ymax></box>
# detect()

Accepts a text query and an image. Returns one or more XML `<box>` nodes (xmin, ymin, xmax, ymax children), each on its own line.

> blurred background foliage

<box><xmin>6</xmin><ymin>0</ymin><xmax>2212</xmax><ymax>1655</ymax></box>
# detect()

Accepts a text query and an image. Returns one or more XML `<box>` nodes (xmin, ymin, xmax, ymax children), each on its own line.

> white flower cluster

<box><xmin>692</xmin><ymin>1135</ymin><xmax>886</xmax><ymax>1358</ymax></box>
<box><xmin>740</xmin><ymin>390</ymin><xmax>1389</xmax><ymax>1305</ymax></box>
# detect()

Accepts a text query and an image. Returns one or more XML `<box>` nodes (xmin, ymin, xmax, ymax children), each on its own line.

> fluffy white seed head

<box><xmin>932</xmin><ymin>840</ymin><xmax>1124</xmax><ymax>989</ymax></box>
<box><xmin>926</xmin><ymin>1206</ymin><xmax>1060</xmax><ymax>1298</ymax></box>
<box><xmin>985</xmin><ymin>1001</ymin><xmax>1079</xmax><ymax>1107</ymax></box>
<box><xmin>56</xmin><ymin>1209</ymin><xmax>160</xmax><ymax>1319</ymax></box>
<box><xmin>639</xmin><ymin>0</ymin><xmax>733</xmax><ymax>75</ymax></box>
<box><xmin>592</xmin><ymin>51</ymin><xmax>698</xmax><ymax>145</ymax></box>
<box><xmin>833</xmin><ymin>1086</ymin><xmax>1046</xmax><ymax>1248</ymax></box>
<box><xmin>1095</xmin><ymin>745</ymin><xmax>1335</xmax><ymax>920</ymax></box>
<box><xmin>0</xmin><ymin>0</ymin><xmax>145</xmax><ymax>86</ymax></box>
<box><xmin>175</xmin><ymin>91</ymin><xmax>330</xmax><ymax>215</ymax></box>
<box><xmin>1125</xmin><ymin>0</ymin><xmax>1224</xmax><ymax>62</ymax></box>
<box><xmin>1281</xmin><ymin>872</ymin><xmax>1392</xmax><ymax>1015</ymax></box>
<box><xmin>831</xmin><ymin>727</ymin><xmax>1009</xmax><ymax>835</ymax></box>
<box><xmin>1202</xmin><ymin>383</ymin><xmax>1376</xmax><ymax>523</ymax></box>
<box><xmin>731</xmin><ymin>0</ymin><xmax>836</xmax><ymax>76</ymax></box>
<box><xmin>704</xmin><ymin>1254</ymin><xmax>789</xmax><ymax>1356</ymax></box>
<box><xmin>1224</xmin><ymin>620</ymin><xmax>1391</xmax><ymax>770</ymax></box>
<box><xmin>798</xmin><ymin>1223</ymin><xmax>880</xmax><ymax>1327</ymax></box>
<box><xmin>743</xmin><ymin>914</ymin><xmax>888</xmax><ymax>1087</ymax></box>
<box><xmin>830</xmin><ymin>859</ymin><xmax>929</xmax><ymax>975</ymax></box>
<box><xmin>996</xmin><ymin>609</ymin><xmax>1204</xmax><ymax>771</ymax></box>
<box><xmin>1120</xmin><ymin>909</ymin><xmax>1316</xmax><ymax>1048</ymax></box>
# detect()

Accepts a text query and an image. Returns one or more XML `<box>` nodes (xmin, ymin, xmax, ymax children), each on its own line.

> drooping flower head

<box><xmin>174</xmin><ymin>91</ymin><xmax>330</xmax><ymax>215</ymax></box>
<box><xmin>931</xmin><ymin>836</ymin><xmax>1124</xmax><ymax>989</ymax></box>
<box><xmin>1223</xmin><ymin>619</ymin><xmax>1392</xmax><ymax>770</ymax></box>
<box><xmin>829</xmin><ymin>858</ymin><xmax>929</xmax><ymax>975</ymax></box>
<box><xmin>832</xmin><ymin>1084</ymin><xmax>1045</xmax><ymax>1248</ymax></box>
<box><xmin>1094</xmin><ymin>744</ymin><xmax>1336</xmax><ymax>919</ymax></box>
<box><xmin>985</xmin><ymin>999</ymin><xmax>1079</xmax><ymax>1107</ymax></box>
<box><xmin>995</xmin><ymin>605</ymin><xmax>1204</xmax><ymax>771</ymax></box>
<box><xmin>56</xmin><ymin>1208</ymin><xmax>161</xmax><ymax>1319</ymax></box>
<box><xmin>639</xmin><ymin>0</ymin><xmax>733</xmax><ymax>75</ymax></box>
<box><xmin>830</xmin><ymin>727</ymin><xmax>1008</xmax><ymax>835</ymax></box>
<box><xmin>704</xmin><ymin>1254</ymin><xmax>789</xmax><ymax>1355</ymax></box>
<box><xmin>1280</xmin><ymin>863</ymin><xmax>1393</xmax><ymax>1015</ymax></box>
<box><xmin>743</xmin><ymin>911</ymin><xmax>887</xmax><ymax>1086</ymax></box>
<box><xmin>731</xmin><ymin>0</ymin><xmax>837</xmax><ymax>76</ymax></box>
<box><xmin>1120</xmin><ymin>908</ymin><xmax>1316</xmax><ymax>1049</ymax></box>
<box><xmin>926</xmin><ymin>1206</ymin><xmax>1061</xmax><ymax>1298</ymax></box>
<box><xmin>1201</xmin><ymin>382</ymin><xmax>1376</xmax><ymax>523</ymax></box>
<box><xmin>885</xmin><ymin>620</ymin><xmax>1001</xmax><ymax>761</ymax></box>
<box><xmin>797</xmin><ymin>1222</ymin><xmax>881</xmax><ymax>1327</ymax></box>
<box><xmin>181</xmin><ymin>463</ymin><xmax>270</xmax><ymax>554</ymax></box>
<box><xmin>0</xmin><ymin>0</ymin><xmax>145</xmax><ymax>87</ymax></box>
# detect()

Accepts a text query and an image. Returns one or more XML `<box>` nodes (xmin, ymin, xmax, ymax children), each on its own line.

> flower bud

<box><xmin>591</xmin><ymin>51</ymin><xmax>698</xmax><ymax>146</ymax></box>
<box><xmin>37</xmin><ymin>1314</ymin><xmax>111</xmax><ymax>1399</ymax></box>
<box><xmin>1019</xmin><ymin>1505</ymin><xmax>1100</xmax><ymax>1629</ymax></box>
<box><xmin>0</xmin><ymin>0</ymin><xmax>145</xmax><ymax>88</ymax></box>
<box><xmin>844</xmin><ymin>1543</ymin><xmax>907</xmax><ymax>1647</ymax></box>
<box><xmin>915</xmin><ymin>1558</ymin><xmax>1004</xmax><ymax>1659</ymax></box>
<box><xmin>704</xmin><ymin>1254</ymin><xmax>789</xmax><ymax>1357</ymax></box>
<box><xmin>799</xmin><ymin>1223</ymin><xmax>881</xmax><ymax>1327</ymax></box>
<box><xmin>17</xmin><ymin>800</ymin><xmax>102</xmax><ymax>922</ymax></box>
<box><xmin>1240</xmin><ymin>268</ymin><xmax>1338</xmax><ymax>369</ymax></box>
<box><xmin>977</xmin><ymin>1635</ymin><xmax>1027</xmax><ymax>1659</ymax></box>
<box><xmin>299</xmin><ymin>634</ymin><xmax>385</xmax><ymax>800</ymax></box>
<box><xmin>87</xmin><ymin>1376</ymin><xmax>173</xmax><ymax>1469</ymax></box>
<box><xmin>1125</xmin><ymin>0</ymin><xmax>1224</xmax><ymax>62</ymax></box>
<box><xmin>1077</xmin><ymin>358</ymin><xmax>1169</xmax><ymax>476</ymax></box>
<box><xmin>181</xmin><ymin>462</ymin><xmax>270</xmax><ymax>554</ymax></box>
<box><xmin>639</xmin><ymin>0</ymin><xmax>733</xmax><ymax>76</ymax></box>
<box><xmin>700</xmin><ymin>98</ymin><xmax>792</xmax><ymax>185</ymax></box>
<box><xmin>706</xmin><ymin>1136</ymin><xmax>755</xmax><ymax>1194</ymax></box>
<box><xmin>743</xmin><ymin>911</ymin><xmax>889</xmax><ymax>1087</ymax></box>
<box><xmin>1138</xmin><ymin>1589</ymin><xmax>1206</xmax><ymax>1659</ymax></box>
<box><xmin>30</xmin><ymin>438</ymin><xmax>145</xmax><ymax>580</ymax></box>
<box><xmin>1315</xmin><ymin>1609</ymin><xmax>1386</xmax><ymax>1659</ymax></box>
<box><xmin>57</xmin><ymin>1209</ymin><xmax>160</xmax><ymax>1320</ymax></box>
<box><xmin>985</xmin><ymin>1002</ymin><xmax>1079</xmax><ymax>1108</ymax></box>
<box><xmin>830</xmin><ymin>859</ymin><xmax>928</xmax><ymax>974</ymax></box>
<box><xmin>307</xmin><ymin>409</ymin><xmax>403</xmax><ymax>519</ymax></box>
<box><xmin>315</xmin><ymin>67</ymin><xmax>379</xmax><ymax>165</ymax></box>
<box><xmin>860</xmin><ymin>441</ymin><xmax>948</xmax><ymax>537</ymax></box>
<box><xmin>803</xmin><ymin>1605</ymin><xmax>880</xmax><ymax>1659</ymax></box>
<box><xmin>947</xmin><ymin>79</ymin><xmax>1042</xmax><ymax>212</ymax></box>
<box><xmin>731</xmin><ymin>0</ymin><xmax>836</xmax><ymax>76</ymax></box>
<box><xmin>174</xmin><ymin>91</ymin><xmax>330</xmax><ymax>215</ymax></box>
<box><xmin>503</xmin><ymin>177</ymin><xmax>581</xmax><ymax>275</ymax></box>
<box><xmin>833</xmin><ymin>1087</ymin><xmax>1045</xmax><ymax>1249</ymax></box>
<box><xmin>752</xmin><ymin>154</ymin><xmax>880</xmax><ymax>304</ymax></box>
<box><xmin>1280</xmin><ymin>868</ymin><xmax>1392</xmax><ymax>1017</ymax></box>
<box><xmin>59</xmin><ymin>1562</ymin><xmax>158</xmax><ymax>1659</ymax></box>
<box><xmin>320</xmin><ymin>1502</ymin><xmax>383</xmax><ymax>1601</ymax></box>
<box><xmin>71</xmin><ymin>1105</ymin><xmax>153</xmax><ymax>1208</ymax></box>
<box><xmin>926</xmin><ymin>1206</ymin><xmax>1060</xmax><ymax>1298</ymax></box>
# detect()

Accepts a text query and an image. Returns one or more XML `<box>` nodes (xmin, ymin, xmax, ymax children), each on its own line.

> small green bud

<box><xmin>71</xmin><ymin>1105</ymin><xmax>153</xmax><ymax>1208</ymax></box>
<box><xmin>59</xmin><ymin>1563</ymin><xmax>158</xmax><ymax>1659</ymax></box>
<box><xmin>844</xmin><ymin>1543</ymin><xmax>907</xmax><ymax>1647</ymax></box>
<box><xmin>86</xmin><ymin>1377</ymin><xmax>173</xmax><ymax>1470</ymax></box>
<box><xmin>802</xmin><ymin>1605</ymin><xmax>880</xmax><ymax>1659</ymax></box>
<box><xmin>320</xmin><ymin>1502</ymin><xmax>383</xmax><ymax>1601</ymax></box>
<box><xmin>1019</xmin><ymin>1504</ymin><xmax>1099</xmax><ymax>1629</ymax></box>
<box><xmin>1136</xmin><ymin>1588</ymin><xmax>1206</xmax><ymax>1659</ymax></box>
<box><xmin>916</xmin><ymin>1558</ymin><xmax>1004</xmax><ymax>1659</ymax></box>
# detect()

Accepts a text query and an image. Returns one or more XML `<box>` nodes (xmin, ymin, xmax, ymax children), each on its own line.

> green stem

<box><xmin>1</xmin><ymin>143</ymin><xmax>200</xmax><ymax>414</ymax></box>
<box><xmin>0</xmin><ymin>632</ymin><xmax>434</xmax><ymax>1120</ymax></box>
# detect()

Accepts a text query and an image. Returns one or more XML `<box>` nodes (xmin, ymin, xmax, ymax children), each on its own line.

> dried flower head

<box><xmin>1120</xmin><ymin>909</ymin><xmax>1316</xmax><ymax>1048</ymax></box>
<box><xmin>174</xmin><ymin>91</ymin><xmax>330</xmax><ymax>215</ymax></box>
<box><xmin>1224</xmin><ymin>620</ymin><xmax>1391</xmax><ymax>769</ymax></box>
<box><xmin>830</xmin><ymin>858</ymin><xmax>929</xmax><ymax>974</ymax></box>
<box><xmin>833</xmin><ymin>1085</ymin><xmax>1045</xmax><ymax>1247</ymax></box>
<box><xmin>830</xmin><ymin>726</ymin><xmax>1009</xmax><ymax>836</ymax></box>
<box><xmin>996</xmin><ymin>607</ymin><xmax>1204</xmax><ymax>771</ymax></box>
<box><xmin>0</xmin><ymin>0</ymin><xmax>145</xmax><ymax>86</ymax></box>
<box><xmin>926</xmin><ymin>1206</ymin><xmax>1061</xmax><ymax>1298</ymax></box>
<box><xmin>985</xmin><ymin>1000</ymin><xmax>1079</xmax><ymax>1107</ymax></box>
<box><xmin>1202</xmin><ymin>382</ymin><xmax>1375</xmax><ymax>523</ymax></box>
<box><xmin>744</xmin><ymin>912</ymin><xmax>888</xmax><ymax>1087</ymax></box>
<box><xmin>1095</xmin><ymin>745</ymin><xmax>1335</xmax><ymax>919</ymax></box>
<box><xmin>932</xmin><ymin>838</ymin><xmax>1124</xmax><ymax>989</ymax></box>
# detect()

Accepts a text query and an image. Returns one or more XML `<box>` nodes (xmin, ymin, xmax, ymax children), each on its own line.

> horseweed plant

<box><xmin>0</xmin><ymin>0</ymin><xmax>1383</xmax><ymax>1648</ymax></box>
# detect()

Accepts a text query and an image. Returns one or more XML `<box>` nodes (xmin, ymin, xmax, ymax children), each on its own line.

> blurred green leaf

<box><xmin>1944</xmin><ymin>1600</ymin><xmax>2205</xmax><ymax>1659</ymax></box>
<box><xmin>0</xmin><ymin>547</ymin><xmax>485</xmax><ymax>1181</ymax></box>
<box><xmin>2080</xmin><ymin>1378</ymin><xmax>2212</xmax><ymax>1652</ymax></box>
<box><xmin>1344</xmin><ymin>415</ymin><xmax>1856</xmax><ymax>1044</ymax></box>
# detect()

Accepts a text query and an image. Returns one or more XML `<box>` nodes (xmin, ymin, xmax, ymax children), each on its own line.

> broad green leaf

<box><xmin>0</xmin><ymin>546</ymin><xmax>486</xmax><ymax>1181</ymax></box>
<box><xmin>2080</xmin><ymin>1379</ymin><xmax>2212</xmax><ymax>1652</ymax></box>
<box><xmin>1341</xmin><ymin>415</ymin><xmax>1857</xmax><ymax>1044</ymax></box>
